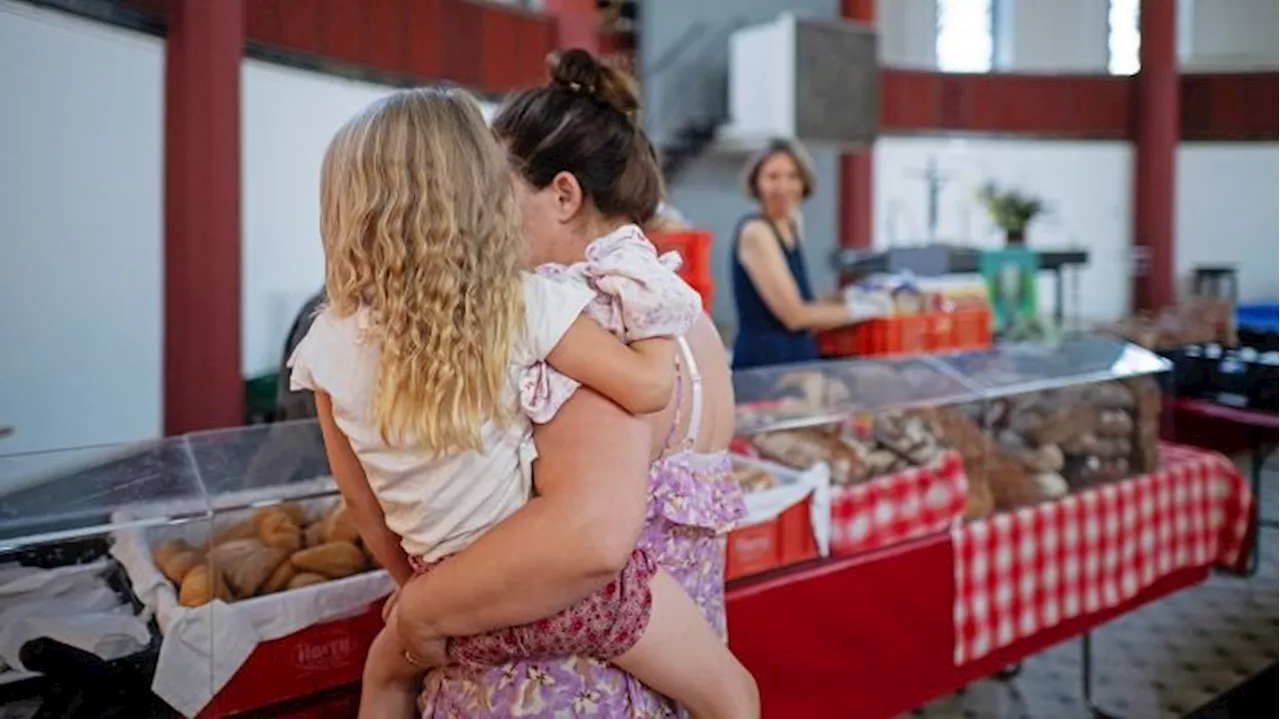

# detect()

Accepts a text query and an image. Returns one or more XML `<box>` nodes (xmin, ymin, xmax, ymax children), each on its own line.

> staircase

<box><xmin>644</xmin><ymin>19</ymin><xmax>744</xmax><ymax>183</ymax></box>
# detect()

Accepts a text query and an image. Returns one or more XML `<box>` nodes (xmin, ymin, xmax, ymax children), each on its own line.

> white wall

<box><xmin>1175</xmin><ymin>144</ymin><xmax>1280</xmax><ymax>303</ymax></box>
<box><xmin>877</xmin><ymin>0</ymin><xmax>936</xmax><ymax>68</ymax></box>
<box><xmin>874</xmin><ymin>137</ymin><xmax>1134</xmax><ymax>323</ymax></box>
<box><xmin>239</xmin><ymin>62</ymin><xmax>393</xmax><ymax>378</ymax></box>
<box><xmin>0</xmin><ymin>1</ymin><xmax>163</xmax><ymax>455</ymax></box>
<box><xmin>1183</xmin><ymin>0</ymin><xmax>1279</xmax><ymax>71</ymax></box>
<box><xmin>994</xmin><ymin>0</ymin><xmax>1109</xmax><ymax>72</ymax></box>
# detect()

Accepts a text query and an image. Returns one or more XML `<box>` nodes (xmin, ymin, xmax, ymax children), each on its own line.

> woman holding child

<box><xmin>292</xmin><ymin>48</ymin><xmax>754</xmax><ymax>717</ymax></box>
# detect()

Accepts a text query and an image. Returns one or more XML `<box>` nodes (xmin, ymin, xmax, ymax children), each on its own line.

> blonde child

<box><xmin>290</xmin><ymin>87</ymin><xmax>756</xmax><ymax>719</ymax></box>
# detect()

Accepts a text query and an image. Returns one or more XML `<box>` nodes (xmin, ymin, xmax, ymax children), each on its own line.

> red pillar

<box><xmin>164</xmin><ymin>0</ymin><xmax>244</xmax><ymax>434</ymax></box>
<box><xmin>543</xmin><ymin>0</ymin><xmax>600</xmax><ymax>52</ymax></box>
<box><xmin>839</xmin><ymin>0</ymin><xmax>876</xmax><ymax>253</ymax></box>
<box><xmin>1132</xmin><ymin>0</ymin><xmax>1179</xmax><ymax>311</ymax></box>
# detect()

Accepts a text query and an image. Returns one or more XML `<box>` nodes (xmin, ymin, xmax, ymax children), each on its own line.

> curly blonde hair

<box><xmin>320</xmin><ymin>87</ymin><xmax>526</xmax><ymax>453</ymax></box>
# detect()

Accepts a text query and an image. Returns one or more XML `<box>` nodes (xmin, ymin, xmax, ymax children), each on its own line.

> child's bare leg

<box><xmin>360</xmin><ymin>626</ymin><xmax>422</xmax><ymax>719</ymax></box>
<box><xmin>611</xmin><ymin>570</ymin><xmax>760</xmax><ymax>719</ymax></box>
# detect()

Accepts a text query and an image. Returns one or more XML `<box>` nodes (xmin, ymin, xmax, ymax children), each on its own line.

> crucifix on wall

<box><xmin>905</xmin><ymin>156</ymin><xmax>953</xmax><ymax>244</ymax></box>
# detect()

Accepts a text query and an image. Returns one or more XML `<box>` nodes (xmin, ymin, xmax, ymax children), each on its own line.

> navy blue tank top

<box><xmin>730</xmin><ymin>215</ymin><xmax>820</xmax><ymax>369</ymax></box>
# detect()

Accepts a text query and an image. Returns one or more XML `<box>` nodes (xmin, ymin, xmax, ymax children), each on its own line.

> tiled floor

<box><xmin>908</xmin><ymin>459</ymin><xmax>1279</xmax><ymax>719</ymax></box>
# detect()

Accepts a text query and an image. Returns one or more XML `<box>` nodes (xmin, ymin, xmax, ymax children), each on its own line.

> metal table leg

<box><xmin>1244</xmin><ymin>438</ymin><xmax>1276</xmax><ymax>576</ymax></box>
<box><xmin>1082</xmin><ymin>632</ymin><xmax>1122</xmax><ymax>719</ymax></box>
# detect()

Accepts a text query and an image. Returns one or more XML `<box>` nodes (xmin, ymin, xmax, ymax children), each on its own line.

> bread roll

<box><xmin>303</xmin><ymin>521</ymin><xmax>327</xmax><ymax>548</ymax></box>
<box><xmin>287</xmin><ymin>572</ymin><xmax>327</xmax><ymax>590</ymax></box>
<box><xmin>261</xmin><ymin>559</ymin><xmax>298</xmax><ymax>594</ymax></box>
<box><xmin>179</xmin><ymin>564</ymin><xmax>231</xmax><ymax>607</ymax></box>
<box><xmin>290</xmin><ymin>541</ymin><xmax>366</xmax><ymax>579</ymax></box>
<box><xmin>153</xmin><ymin>538</ymin><xmax>192</xmax><ymax>569</ymax></box>
<box><xmin>256</xmin><ymin>507</ymin><xmax>303</xmax><ymax>553</ymax></box>
<box><xmin>322</xmin><ymin>505</ymin><xmax>361</xmax><ymax>545</ymax></box>
<box><xmin>207</xmin><ymin>539</ymin><xmax>288</xmax><ymax>598</ymax></box>
<box><xmin>159</xmin><ymin>548</ymin><xmax>204</xmax><ymax>585</ymax></box>
<box><xmin>212</xmin><ymin>518</ymin><xmax>259</xmax><ymax>546</ymax></box>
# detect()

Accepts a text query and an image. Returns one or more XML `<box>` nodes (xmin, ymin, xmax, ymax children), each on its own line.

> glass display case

<box><xmin>0</xmin><ymin>437</ymin><xmax>203</xmax><ymax>714</ymax></box>
<box><xmin>0</xmin><ymin>419</ymin><xmax>391</xmax><ymax>717</ymax></box>
<box><xmin>731</xmin><ymin>335</ymin><xmax>1171</xmax><ymax>522</ymax></box>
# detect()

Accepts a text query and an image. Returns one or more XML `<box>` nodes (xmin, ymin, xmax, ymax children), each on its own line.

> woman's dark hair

<box><xmin>493</xmin><ymin>49</ymin><xmax>664</xmax><ymax>225</ymax></box>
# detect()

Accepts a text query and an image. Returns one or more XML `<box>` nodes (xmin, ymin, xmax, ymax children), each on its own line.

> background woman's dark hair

<box><xmin>493</xmin><ymin>48</ymin><xmax>664</xmax><ymax>225</ymax></box>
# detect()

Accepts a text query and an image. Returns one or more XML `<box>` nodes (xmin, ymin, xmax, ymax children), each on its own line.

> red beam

<box><xmin>1181</xmin><ymin>72</ymin><xmax>1280</xmax><ymax>141</ymax></box>
<box><xmin>839</xmin><ymin>0</ymin><xmax>876</xmax><ymax>251</ymax></box>
<box><xmin>164</xmin><ymin>0</ymin><xmax>244</xmax><ymax>434</ymax></box>
<box><xmin>1132</xmin><ymin>0</ymin><xmax>1179</xmax><ymax>311</ymax></box>
<box><xmin>880</xmin><ymin>70</ymin><xmax>1134</xmax><ymax>139</ymax></box>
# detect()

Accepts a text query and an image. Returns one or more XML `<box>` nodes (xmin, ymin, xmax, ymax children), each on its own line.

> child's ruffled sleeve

<box><xmin>581</xmin><ymin>229</ymin><xmax>703</xmax><ymax>342</ymax></box>
<box><xmin>516</xmin><ymin>274</ymin><xmax>595</xmax><ymax>424</ymax></box>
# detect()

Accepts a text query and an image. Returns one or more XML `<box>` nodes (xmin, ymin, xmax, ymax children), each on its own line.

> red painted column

<box><xmin>1132</xmin><ymin>0</ymin><xmax>1179</xmax><ymax>311</ymax></box>
<box><xmin>543</xmin><ymin>0</ymin><xmax>600</xmax><ymax>52</ymax></box>
<box><xmin>839</xmin><ymin>0</ymin><xmax>875</xmax><ymax>252</ymax></box>
<box><xmin>164</xmin><ymin>0</ymin><xmax>244</xmax><ymax>434</ymax></box>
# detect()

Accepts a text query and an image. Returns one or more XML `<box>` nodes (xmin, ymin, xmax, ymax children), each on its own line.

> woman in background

<box><xmin>731</xmin><ymin>138</ymin><xmax>868</xmax><ymax>369</ymax></box>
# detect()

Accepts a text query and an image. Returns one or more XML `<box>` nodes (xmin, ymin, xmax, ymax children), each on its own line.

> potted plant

<box><xmin>977</xmin><ymin>182</ymin><xmax>1045</xmax><ymax>245</ymax></box>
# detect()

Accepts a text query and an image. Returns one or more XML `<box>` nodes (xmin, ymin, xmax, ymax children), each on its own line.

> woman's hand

<box><xmin>393</xmin><ymin>601</ymin><xmax>449</xmax><ymax>668</ymax></box>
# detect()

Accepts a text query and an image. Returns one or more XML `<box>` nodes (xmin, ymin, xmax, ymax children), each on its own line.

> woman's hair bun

<box><xmin>547</xmin><ymin>48</ymin><xmax>641</xmax><ymax>121</ymax></box>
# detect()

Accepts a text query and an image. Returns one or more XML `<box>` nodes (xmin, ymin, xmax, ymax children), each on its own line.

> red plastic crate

<box><xmin>197</xmin><ymin>601</ymin><xmax>384</xmax><ymax>718</ymax></box>
<box><xmin>650</xmin><ymin>230</ymin><xmax>713</xmax><ymax>285</ymax></box>
<box><xmin>817</xmin><ymin>307</ymin><xmax>993</xmax><ymax>358</ymax></box>
<box><xmin>725</xmin><ymin>497</ymin><xmax>818</xmax><ymax>580</ymax></box>
<box><xmin>950</xmin><ymin>307</ymin><xmax>993</xmax><ymax>349</ymax></box>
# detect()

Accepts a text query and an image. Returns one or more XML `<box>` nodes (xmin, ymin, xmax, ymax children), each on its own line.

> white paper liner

<box><xmin>732</xmin><ymin>456</ymin><xmax>832</xmax><ymax>557</ymax></box>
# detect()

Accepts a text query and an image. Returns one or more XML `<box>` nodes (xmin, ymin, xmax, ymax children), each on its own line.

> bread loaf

<box><xmin>211</xmin><ymin>518</ymin><xmax>259</xmax><ymax>545</ymax></box>
<box><xmin>261</xmin><ymin>559</ymin><xmax>299</xmax><ymax>594</ymax></box>
<box><xmin>207</xmin><ymin>539</ymin><xmax>289</xmax><ymax>598</ymax></box>
<box><xmin>256</xmin><ymin>507</ymin><xmax>303</xmax><ymax>553</ymax></box>
<box><xmin>179</xmin><ymin>564</ymin><xmax>231</xmax><ymax>607</ymax></box>
<box><xmin>322</xmin><ymin>504</ymin><xmax>362</xmax><ymax>545</ymax></box>
<box><xmin>290</xmin><ymin>541</ymin><xmax>366</xmax><ymax>579</ymax></box>
<box><xmin>287</xmin><ymin>572</ymin><xmax>327</xmax><ymax>590</ymax></box>
<box><xmin>304</xmin><ymin>521</ymin><xmax>327</xmax><ymax>548</ymax></box>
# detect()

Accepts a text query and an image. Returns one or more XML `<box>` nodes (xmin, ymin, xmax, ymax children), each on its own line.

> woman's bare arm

<box><xmin>396</xmin><ymin>386</ymin><xmax>651</xmax><ymax>652</ymax></box>
<box><xmin>314</xmin><ymin>391</ymin><xmax>414</xmax><ymax>585</ymax></box>
<box><xmin>737</xmin><ymin>220</ymin><xmax>852</xmax><ymax>332</ymax></box>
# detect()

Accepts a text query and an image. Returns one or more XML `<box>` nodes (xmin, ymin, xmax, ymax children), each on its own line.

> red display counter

<box><xmin>726</xmin><ymin>443</ymin><xmax>1253</xmax><ymax>719</ymax></box>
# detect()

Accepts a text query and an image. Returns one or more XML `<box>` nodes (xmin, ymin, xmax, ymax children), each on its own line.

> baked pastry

<box><xmin>261</xmin><ymin>559</ymin><xmax>298</xmax><ymax>594</ymax></box>
<box><xmin>322</xmin><ymin>504</ymin><xmax>362</xmax><ymax>545</ymax></box>
<box><xmin>256</xmin><ymin>506</ymin><xmax>303</xmax><ymax>553</ymax></box>
<box><xmin>287</xmin><ymin>572</ymin><xmax>327</xmax><ymax>590</ymax></box>
<box><xmin>179</xmin><ymin>564</ymin><xmax>231</xmax><ymax>607</ymax></box>
<box><xmin>732</xmin><ymin>465</ymin><xmax>777</xmax><ymax>493</ymax></box>
<box><xmin>159</xmin><ymin>547</ymin><xmax>204</xmax><ymax>585</ymax></box>
<box><xmin>153</xmin><ymin>538</ymin><xmax>192</xmax><ymax>569</ymax></box>
<box><xmin>304</xmin><ymin>521</ymin><xmax>327</xmax><ymax>548</ymax></box>
<box><xmin>207</xmin><ymin>539</ymin><xmax>289</xmax><ymax>598</ymax></box>
<box><xmin>290</xmin><ymin>541</ymin><xmax>366</xmax><ymax>579</ymax></box>
<box><xmin>211</xmin><ymin>518</ymin><xmax>259</xmax><ymax>545</ymax></box>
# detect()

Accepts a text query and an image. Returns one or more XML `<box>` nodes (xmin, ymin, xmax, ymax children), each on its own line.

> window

<box><xmin>1108</xmin><ymin>0</ymin><xmax>1141</xmax><ymax>75</ymax></box>
<box><xmin>936</xmin><ymin>0</ymin><xmax>994</xmax><ymax>73</ymax></box>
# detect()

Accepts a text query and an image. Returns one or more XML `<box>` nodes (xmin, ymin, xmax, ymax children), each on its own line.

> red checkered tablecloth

<box><xmin>952</xmin><ymin>442</ymin><xmax>1252</xmax><ymax>665</ymax></box>
<box><xmin>831</xmin><ymin>450</ymin><xmax>968</xmax><ymax>556</ymax></box>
